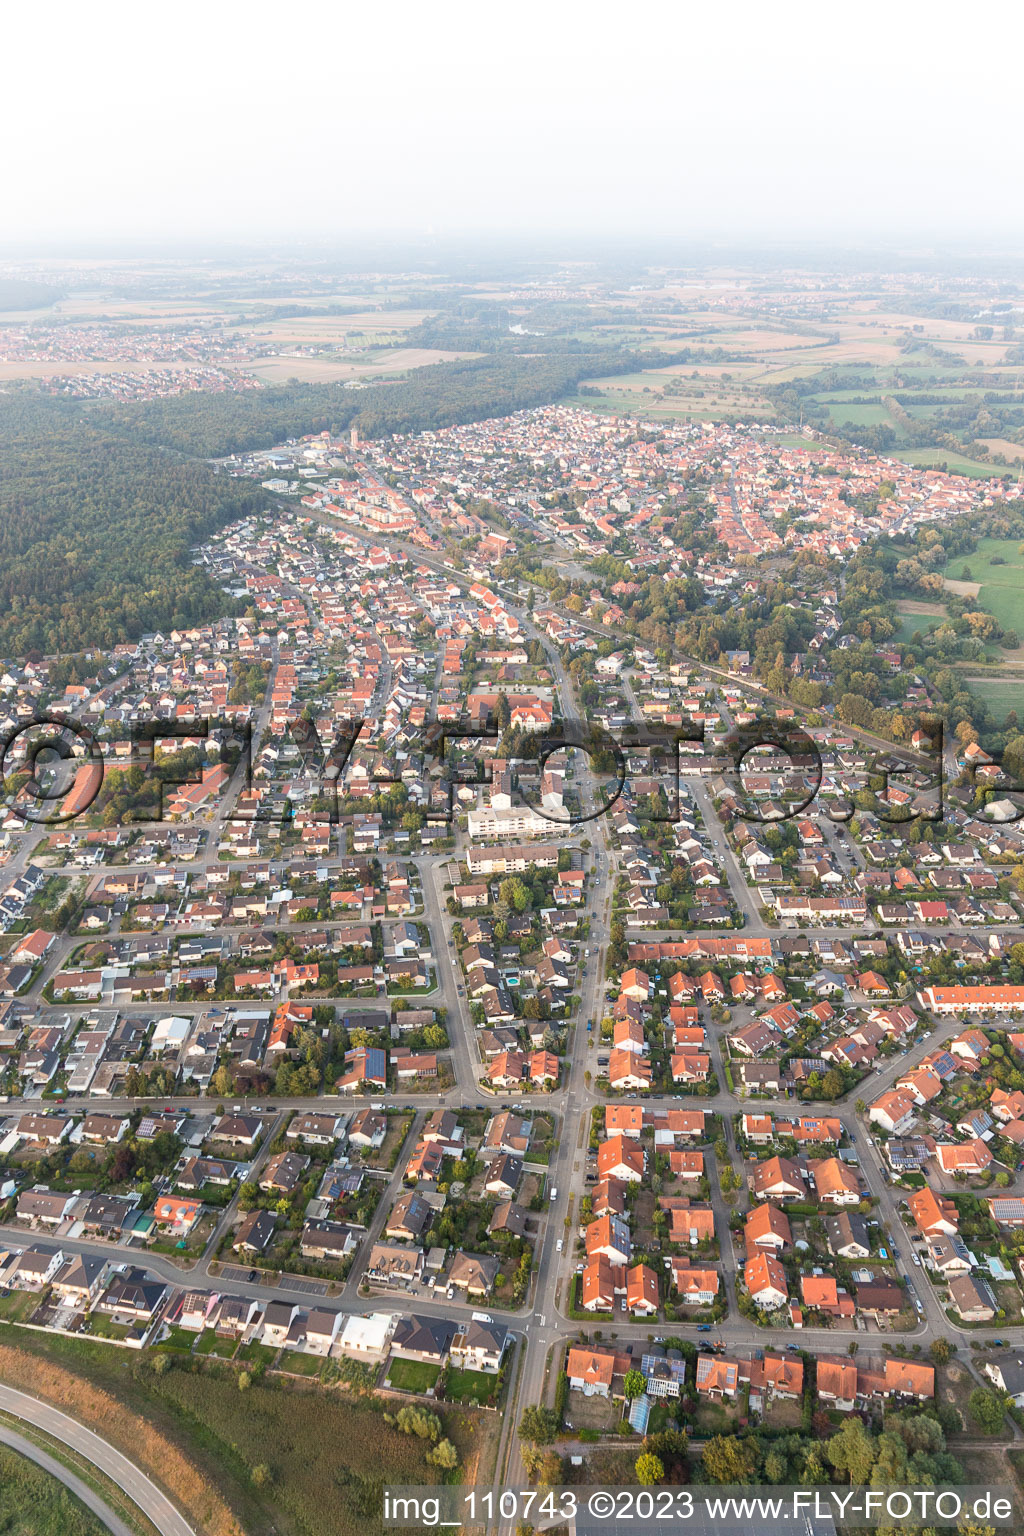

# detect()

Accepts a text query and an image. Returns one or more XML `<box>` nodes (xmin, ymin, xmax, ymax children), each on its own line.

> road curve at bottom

<box><xmin>0</xmin><ymin>1382</ymin><xmax>196</xmax><ymax>1536</ymax></box>
<box><xmin>0</xmin><ymin>1422</ymin><xmax>136</xmax><ymax>1536</ymax></box>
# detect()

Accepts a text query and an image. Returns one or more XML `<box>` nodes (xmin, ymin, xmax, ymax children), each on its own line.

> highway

<box><xmin>0</xmin><ymin>1383</ymin><xmax>196</xmax><ymax>1536</ymax></box>
<box><xmin>0</xmin><ymin>1420</ymin><xmax>136</xmax><ymax>1536</ymax></box>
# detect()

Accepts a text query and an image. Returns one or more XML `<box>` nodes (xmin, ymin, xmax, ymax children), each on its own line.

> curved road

<box><xmin>0</xmin><ymin>1422</ymin><xmax>135</xmax><ymax>1536</ymax></box>
<box><xmin>0</xmin><ymin>1384</ymin><xmax>195</xmax><ymax>1536</ymax></box>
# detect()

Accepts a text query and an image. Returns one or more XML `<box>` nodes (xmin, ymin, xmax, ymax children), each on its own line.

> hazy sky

<box><xmin>5</xmin><ymin>0</ymin><xmax>1022</xmax><ymax>249</ymax></box>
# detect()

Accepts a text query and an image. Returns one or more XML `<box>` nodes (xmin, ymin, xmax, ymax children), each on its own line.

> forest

<box><xmin>89</xmin><ymin>345</ymin><xmax>693</xmax><ymax>458</ymax></box>
<box><xmin>0</xmin><ymin>277</ymin><xmax>62</xmax><ymax>311</ymax></box>
<box><xmin>0</xmin><ymin>341</ymin><xmax>699</xmax><ymax>657</ymax></box>
<box><xmin>0</xmin><ymin>396</ymin><xmax>263</xmax><ymax>656</ymax></box>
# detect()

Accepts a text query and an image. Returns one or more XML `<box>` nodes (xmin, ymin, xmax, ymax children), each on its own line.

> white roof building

<box><xmin>338</xmin><ymin>1311</ymin><xmax>398</xmax><ymax>1358</ymax></box>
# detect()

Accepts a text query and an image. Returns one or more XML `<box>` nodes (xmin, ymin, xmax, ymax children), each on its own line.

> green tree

<box><xmin>537</xmin><ymin>1451</ymin><xmax>563</xmax><ymax>1488</ymax></box>
<box><xmin>623</xmin><ymin>1369</ymin><xmax>646</xmax><ymax>1402</ymax></box>
<box><xmin>701</xmin><ymin>1435</ymin><xmax>758</xmax><ymax>1484</ymax></box>
<box><xmin>826</xmin><ymin>1416</ymin><xmax>876</xmax><ymax>1483</ymax></box>
<box><xmin>764</xmin><ymin>1447</ymin><xmax>788</xmax><ymax>1484</ymax></box>
<box><xmin>427</xmin><ymin>1439</ymin><xmax>459</xmax><ymax>1470</ymax></box>
<box><xmin>519</xmin><ymin>1405</ymin><xmax>558</xmax><ymax>1444</ymax></box>
<box><xmin>967</xmin><ymin>1387</ymin><xmax>1006</xmax><ymax>1435</ymax></box>
<box><xmin>210</xmin><ymin>1064</ymin><xmax>234</xmax><ymax>1098</ymax></box>
<box><xmin>635</xmin><ymin>1452</ymin><xmax>664</xmax><ymax>1486</ymax></box>
<box><xmin>395</xmin><ymin>1404</ymin><xmax>442</xmax><ymax>1441</ymax></box>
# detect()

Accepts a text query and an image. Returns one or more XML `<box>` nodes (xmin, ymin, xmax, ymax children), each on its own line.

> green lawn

<box><xmin>157</xmin><ymin>1326</ymin><xmax>198</xmax><ymax>1352</ymax></box>
<box><xmin>277</xmin><ymin>1350</ymin><xmax>324</xmax><ymax>1378</ymax></box>
<box><xmin>0</xmin><ymin>1290</ymin><xmax>39</xmax><ymax>1323</ymax></box>
<box><xmin>444</xmin><ymin>1367</ymin><xmax>502</xmax><ymax>1406</ymax></box>
<box><xmin>83</xmin><ymin>1315</ymin><xmax>132</xmax><ymax>1340</ymax></box>
<box><xmin>193</xmin><ymin>1329</ymin><xmax>234</xmax><ymax>1357</ymax></box>
<box><xmin>944</xmin><ymin>538</ymin><xmax>1024</xmax><ymax>632</ymax></box>
<box><xmin>891</xmin><ymin>612</ymin><xmax>945</xmax><ymax>645</ymax></box>
<box><xmin>826</xmin><ymin>402</ymin><xmax>900</xmax><ymax>429</ymax></box>
<box><xmin>810</xmin><ymin>388</ymin><xmax>886</xmax><ymax>402</ymax></box>
<box><xmin>385</xmin><ymin>1357</ymin><xmax>441</xmax><ymax>1393</ymax></box>
<box><xmin>234</xmin><ymin>1340</ymin><xmax>279</xmax><ymax>1366</ymax></box>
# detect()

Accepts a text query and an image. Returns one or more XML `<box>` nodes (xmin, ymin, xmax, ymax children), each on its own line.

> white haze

<box><xmin>3</xmin><ymin>0</ymin><xmax>1022</xmax><ymax>249</ymax></box>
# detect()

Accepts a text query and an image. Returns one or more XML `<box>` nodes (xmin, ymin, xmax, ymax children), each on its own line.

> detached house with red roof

<box><xmin>909</xmin><ymin>1186</ymin><xmax>958</xmax><ymax>1237</ymax></box>
<box><xmin>869</xmin><ymin>1090</ymin><xmax>917</xmax><ymax>1136</ymax></box>
<box><xmin>936</xmin><ymin>1138</ymin><xmax>992</xmax><ymax>1175</ymax></box>
<box><xmin>800</xmin><ymin>1274</ymin><xmax>855</xmax><ymax>1319</ymax></box>
<box><xmin>608</xmin><ymin>1050</ymin><xmax>652</xmax><ymax>1091</ymax></box>
<box><xmin>580</xmin><ymin>1256</ymin><xmax>623</xmax><ymax>1312</ymax></box>
<box><xmin>744</xmin><ymin>1251</ymin><xmax>788</xmax><ymax>1309</ymax></box>
<box><xmin>813</xmin><ymin>1157</ymin><xmax>862</xmax><ymax>1205</ymax></box>
<box><xmin>669</xmin><ymin>1261</ymin><xmax>720</xmax><ymax>1305</ymax></box>
<box><xmin>626</xmin><ymin>1262</ymin><xmax>660</xmax><ymax>1317</ymax></box>
<box><xmin>744</xmin><ymin>1202</ymin><xmax>792</xmax><ymax>1254</ymax></box>
<box><xmin>750</xmin><ymin>1155</ymin><xmax>804</xmax><ymax>1202</ymax></box>
<box><xmin>597</xmin><ymin>1135</ymin><xmax>645</xmax><ymax>1183</ymax></box>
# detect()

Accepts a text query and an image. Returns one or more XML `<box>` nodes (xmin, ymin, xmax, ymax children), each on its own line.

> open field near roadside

<box><xmin>943</xmin><ymin>538</ymin><xmax>1024</xmax><ymax>632</ymax></box>
<box><xmin>0</xmin><ymin>1443</ymin><xmax>108</xmax><ymax>1536</ymax></box>
<box><xmin>0</xmin><ymin>1328</ymin><xmax>492</xmax><ymax>1536</ymax></box>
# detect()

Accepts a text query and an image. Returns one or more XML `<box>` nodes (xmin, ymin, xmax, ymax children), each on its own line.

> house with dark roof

<box><xmin>390</xmin><ymin>1315</ymin><xmax>456</xmax><ymax>1364</ymax></box>
<box><xmin>826</xmin><ymin>1210</ymin><xmax>869</xmax><ymax>1259</ymax></box>
<box><xmin>232</xmin><ymin>1208</ymin><xmax>277</xmax><ymax>1255</ymax></box>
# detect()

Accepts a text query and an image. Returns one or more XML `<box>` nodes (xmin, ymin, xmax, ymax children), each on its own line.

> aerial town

<box><xmin>7</xmin><ymin>0</ymin><xmax>1024</xmax><ymax>1526</ymax></box>
<box><xmin>1</xmin><ymin>384</ymin><xmax>1024</xmax><ymax>1527</ymax></box>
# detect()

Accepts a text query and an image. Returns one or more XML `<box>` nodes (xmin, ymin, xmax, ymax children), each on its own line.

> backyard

<box><xmin>384</xmin><ymin>1357</ymin><xmax>441</xmax><ymax>1394</ymax></box>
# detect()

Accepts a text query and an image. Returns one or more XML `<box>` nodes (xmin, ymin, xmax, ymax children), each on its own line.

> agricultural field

<box><xmin>896</xmin><ymin>447</ymin><xmax>1013</xmax><ymax>479</ymax></box>
<box><xmin>959</xmin><ymin>678</ymin><xmax>1024</xmax><ymax>719</ymax></box>
<box><xmin>246</xmin><ymin>310</ymin><xmax>432</xmax><ymax>342</ymax></box>
<box><xmin>239</xmin><ymin>346</ymin><xmax>481</xmax><ymax>385</ymax></box>
<box><xmin>978</xmin><ymin>436</ymin><xmax>1024</xmax><ymax>462</ymax></box>
<box><xmin>944</xmin><ymin>539</ymin><xmax>1024</xmax><ymax>634</ymax></box>
<box><xmin>826</xmin><ymin>401</ymin><xmax>905</xmax><ymax>431</ymax></box>
<box><xmin>893</xmin><ymin>599</ymin><xmax>947</xmax><ymax>645</ymax></box>
<box><xmin>561</xmin><ymin>289</ymin><xmax>1024</xmax><ymax>438</ymax></box>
